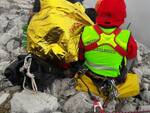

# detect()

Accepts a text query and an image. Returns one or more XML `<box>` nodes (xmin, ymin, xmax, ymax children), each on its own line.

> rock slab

<box><xmin>11</xmin><ymin>90</ymin><xmax>59</xmax><ymax>113</ymax></box>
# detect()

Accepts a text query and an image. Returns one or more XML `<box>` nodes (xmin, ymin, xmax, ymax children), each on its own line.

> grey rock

<box><xmin>141</xmin><ymin>83</ymin><xmax>150</xmax><ymax>91</ymax></box>
<box><xmin>63</xmin><ymin>92</ymin><xmax>94</xmax><ymax>113</ymax></box>
<box><xmin>52</xmin><ymin>112</ymin><xmax>62</xmax><ymax>113</ymax></box>
<box><xmin>51</xmin><ymin>78</ymin><xmax>77</xmax><ymax>98</ymax></box>
<box><xmin>133</xmin><ymin>66</ymin><xmax>150</xmax><ymax>77</ymax></box>
<box><xmin>13</xmin><ymin>0</ymin><xmax>33</xmax><ymax>9</ymax></box>
<box><xmin>0</xmin><ymin>92</ymin><xmax>10</xmax><ymax>105</ymax></box>
<box><xmin>11</xmin><ymin>90</ymin><xmax>59</xmax><ymax>113</ymax></box>
<box><xmin>0</xmin><ymin>0</ymin><xmax>10</xmax><ymax>9</ymax></box>
<box><xmin>60</xmin><ymin>78</ymin><xmax>77</xmax><ymax>97</ymax></box>
<box><xmin>137</xmin><ymin>50</ymin><xmax>142</xmax><ymax>65</ymax></box>
<box><xmin>142</xmin><ymin>78</ymin><xmax>150</xmax><ymax>84</ymax></box>
<box><xmin>10</xmin><ymin>48</ymin><xmax>25</xmax><ymax>59</ymax></box>
<box><xmin>141</xmin><ymin>66</ymin><xmax>150</xmax><ymax>76</ymax></box>
<box><xmin>120</xmin><ymin>103</ymin><xmax>136</xmax><ymax>112</ymax></box>
<box><xmin>138</xmin><ymin>105</ymin><xmax>150</xmax><ymax>111</ymax></box>
<box><xmin>6</xmin><ymin>39</ymin><xmax>20</xmax><ymax>52</ymax></box>
<box><xmin>139</xmin><ymin>101</ymin><xmax>149</xmax><ymax>105</ymax></box>
<box><xmin>83</xmin><ymin>0</ymin><xmax>97</xmax><ymax>8</ymax></box>
<box><xmin>0</xmin><ymin>74</ymin><xmax>5</xmax><ymax>81</ymax></box>
<box><xmin>51</xmin><ymin>79</ymin><xmax>62</xmax><ymax>98</ymax></box>
<box><xmin>0</xmin><ymin>61</ymin><xmax>10</xmax><ymax>74</ymax></box>
<box><xmin>0</xmin><ymin>77</ymin><xmax>12</xmax><ymax>90</ymax></box>
<box><xmin>132</xmin><ymin>67</ymin><xmax>143</xmax><ymax>76</ymax></box>
<box><xmin>140</xmin><ymin>91</ymin><xmax>150</xmax><ymax>103</ymax></box>
<box><xmin>0</xmin><ymin>49</ymin><xmax>10</xmax><ymax>61</ymax></box>
<box><xmin>4</xmin><ymin>86</ymin><xmax>21</xmax><ymax>93</ymax></box>
<box><xmin>0</xmin><ymin>26</ymin><xmax>19</xmax><ymax>46</ymax></box>
<box><xmin>138</xmin><ymin>43</ymin><xmax>150</xmax><ymax>55</ymax></box>
<box><xmin>0</xmin><ymin>15</ymin><xmax>9</xmax><ymax>33</ymax></box>
<box><xmin>105</xmin><ymin>100</ymin><xmax>117</xmax><ymax>112</ymax></box>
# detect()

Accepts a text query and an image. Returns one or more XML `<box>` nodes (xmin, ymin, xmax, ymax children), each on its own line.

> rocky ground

<box><xmin>0</xmin><ymin>0</ymin><xmax>150</xmax><ymax>113</ymax></box>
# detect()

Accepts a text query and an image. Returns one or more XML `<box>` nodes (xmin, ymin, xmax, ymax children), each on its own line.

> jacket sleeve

<box><xmin>126</xmin><ymin>35</ymin><xmax>138</xmax><ymax>59</ymax></box>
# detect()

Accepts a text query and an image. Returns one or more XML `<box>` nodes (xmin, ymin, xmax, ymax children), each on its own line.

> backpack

<box><xmin>4</xmin><ymin>54</ymin><xmax>64</xmax><ymax>91</ymax></box>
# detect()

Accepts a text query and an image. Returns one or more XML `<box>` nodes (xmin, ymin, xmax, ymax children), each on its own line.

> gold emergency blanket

<box><xmin>75</xmin><ymin>73</ymin><xmax>140</xmax><ymax>98</ymax></box>
<box><xmin>27</xmin><ymin>0</ymin><xmax>93</xmax><ymax>63</ymax></box>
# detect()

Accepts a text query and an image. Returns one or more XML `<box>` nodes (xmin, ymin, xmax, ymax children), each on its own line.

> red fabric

<box><xmin>57</xmin><ymin>62</ymin><xmax>71</xmax><ymax>69</ymax></box>
<box><xmin>93</xmin><ymin>25</ymin><xmax>103</xmax><ymax>34</ymax></box>
<box><xmin>62</xmin><ymin>63</ymin><xmax>71</xmax><ymax>69</ymax></box>
<box><xmin>115</xmin><ymin>45</ymin><xmax>127</xmax><ymax>56</ymax></box>
<box><xmin>78</xmin><ymin>39</ymin><xmax>85</xmax><ymax>61</ymax></box>
<box><xmin>84</xmin><ymin>42</ymin><xmax>98</xmax><ymax>51</ymax></box>
<box><xmin>95</xmin><ymin>0</ymin><xmax>126</xmax><ymax>27</ymax></box>
<box><xmin>126</xmin><ymin>35</ymin><xmax>137</xmax><ymax>59</ymax></box>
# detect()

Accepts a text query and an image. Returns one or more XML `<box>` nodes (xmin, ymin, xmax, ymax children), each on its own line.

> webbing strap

<box><xmin>84</xmin><ymin>25</ymin><xmax>127</xmax><ymax>57</ymax></box>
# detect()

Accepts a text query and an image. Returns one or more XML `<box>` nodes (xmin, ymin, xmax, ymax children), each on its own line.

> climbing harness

<box><xmin>74</xmin><ymin>65</ymin><xmax>121</xmax><ymax>113</ymax></box>
<box><xmin>74</xmin><ymin>67</ymin><xmax>105</xmax><ymax>113</ymax></box>
<box><xmin>20</xmin><ymin>54</ymin><xmax>38</xmax><ymax>92</ymax></box>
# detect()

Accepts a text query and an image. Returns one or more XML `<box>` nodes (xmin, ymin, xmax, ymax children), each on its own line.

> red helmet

<box><xmin>95</xmin><ymin>0</ymin><xmax>126</xmax><ymax>27</ymax></box>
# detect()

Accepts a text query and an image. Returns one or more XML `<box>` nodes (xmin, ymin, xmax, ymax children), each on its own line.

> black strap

<box><xmin>117</xmin><ymin>57</ymin><xmax>127</xmax><ymax>83</ymax></box>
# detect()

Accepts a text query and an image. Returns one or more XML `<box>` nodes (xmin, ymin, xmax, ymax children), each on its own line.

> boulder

<box><xmin>11</xmin><ymin>90</ymin><xmax>59</xmax><ymax>113</ymax></box>
<box><xmin>0</xmin><ymin>15</ymin><xmax>8</xmax><ymax>33</ymax></box>
<box><xmin>0</xmin><ymin>92</ymin><xmax>10</xmax><ymax>105</ymax></box>
<box><xmin>140</xmin><ymin>91</ymin><xmax>150</xmax><ymax>103</ymax></box>
<box><xmin>0</xmin><ymin>49</ymin><xmax>10</xmax><ymax>62</ymax></box>
<box><xmin>138</xmin><ymin>105</ymin><xmax>150</xmax><ymax>111</ymax></box>
<box><xmin>0</xmin><ymin>61</ymin><xmax>10</xmax><ymax>74</ymax></box>
<box><xmin>120</xmin><ymin>103</ymin><xmax>136</xmax><ymax>112</ymax></box>
<box><xmin>63</xmin><ymin>92</ymin><xmax>95</xmax><ymax>113</ymax></box>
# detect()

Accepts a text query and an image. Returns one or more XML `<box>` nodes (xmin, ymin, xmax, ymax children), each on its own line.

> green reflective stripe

<box><xmin>85</xmin><ymin>61</ymin><xmax>118</xmax><ymax>71</ymax></box>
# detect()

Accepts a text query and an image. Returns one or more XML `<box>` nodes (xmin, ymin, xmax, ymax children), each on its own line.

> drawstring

<box><xmin>20</xmin><ymin>54</ymin><xmax>38</xmax><ymax>92</ymax></box>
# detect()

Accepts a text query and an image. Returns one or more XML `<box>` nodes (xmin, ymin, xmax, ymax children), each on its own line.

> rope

<box><xmin>20</xmin><ymin>54</ymin><xmax>38</xmax><ymax>92</ymax></box>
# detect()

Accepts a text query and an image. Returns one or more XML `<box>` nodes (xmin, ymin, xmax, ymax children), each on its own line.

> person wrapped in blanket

<box><xmin>28</xmin><ymin>0</ymin><xmax>96</xmax><ymax>76</ymax></box>
<box><xmin>78</xmin><ymin>0</ymin><xmax>137</xmax><ymax>84</ymax></box>
<box><xmin>31</xmin><ymin>0</ymin><xmax>96</xmax><ymax>22</ymax></box>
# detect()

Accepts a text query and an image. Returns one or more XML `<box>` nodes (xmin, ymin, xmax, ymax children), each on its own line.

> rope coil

<box><xmin>20</xmin><ymin>54</ymin><xmax>38</xmax><ymax>92</ymax></box>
